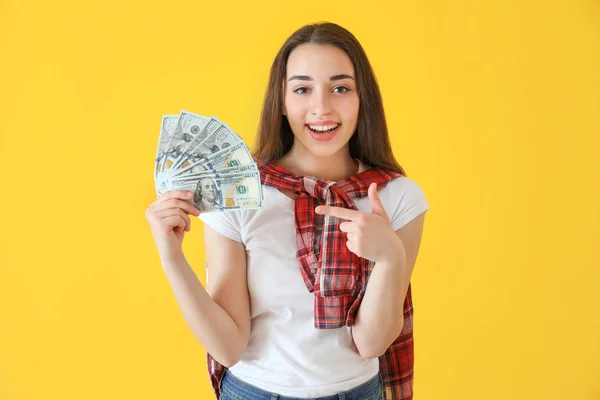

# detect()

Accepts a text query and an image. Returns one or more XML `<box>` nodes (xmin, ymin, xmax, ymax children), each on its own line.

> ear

<box><xmin>282</xmin><ymin>105</ymin><xmax>287</xmax><ymax>116</ymax></box>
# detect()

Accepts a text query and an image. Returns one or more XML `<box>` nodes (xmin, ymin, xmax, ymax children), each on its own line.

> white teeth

<box><xmin>308</xmin><ymin>124</ymin><xmax>339</xmax><ymax>131</ymax></box>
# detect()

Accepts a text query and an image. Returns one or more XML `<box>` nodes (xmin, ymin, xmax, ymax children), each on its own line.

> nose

<box><xmin>309</xmin><ymin>89</ymin><xmax>332</xmax><ymax>116</ymax></box>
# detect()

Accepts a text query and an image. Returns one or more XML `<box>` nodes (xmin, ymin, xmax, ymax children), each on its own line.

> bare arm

<box><xmin>159</xmin><ymin>224</ymin><xmax>250</xmax><ymax>368</ymax></box>
<box><xmin>352</xmin><ymin>212</ymin><xmax>426</xmax><ymax>358</ymax></box>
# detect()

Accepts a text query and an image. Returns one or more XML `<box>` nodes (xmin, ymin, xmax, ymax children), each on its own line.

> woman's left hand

<box><xmin>315</xmin><ymin>183</ymin><xmax>405</xmax><ymax>265</ymax></box>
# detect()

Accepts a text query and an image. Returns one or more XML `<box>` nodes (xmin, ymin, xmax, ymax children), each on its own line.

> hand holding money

<box><xmin>153</xmin><ymin>110</ymin><xmax>263</xmax><ymax>213</ymax></box>
<box><xmin>145</xmin><ymin>190</ymin><xmax>201</xmax><ymax>261</ymax></box>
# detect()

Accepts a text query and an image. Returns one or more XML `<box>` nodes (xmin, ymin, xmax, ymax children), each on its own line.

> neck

<box><xmin>275</xmin><ymin>143</ymin><xmax>359</xmax><ymax>181</ymax></box>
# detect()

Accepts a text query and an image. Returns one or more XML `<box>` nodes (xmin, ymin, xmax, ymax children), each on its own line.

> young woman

<box><xmin>145</xmin><ymin>22</ymin><xmax>430</xmax><ymax>400</ymax></box>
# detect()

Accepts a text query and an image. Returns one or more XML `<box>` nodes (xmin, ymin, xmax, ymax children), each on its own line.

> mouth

<box><xmin>305</xmin><ymin>123</ymin><xmax>341</xmax><ymax>142</ymax></box>
<box><xmin>306</xmin><ymin>123</ymin><xmax>340</xmax><ymax>133</ymax></box>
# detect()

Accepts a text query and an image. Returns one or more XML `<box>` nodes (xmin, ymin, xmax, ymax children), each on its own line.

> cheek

<box><xmin>285</xmin><ymin>97</ymin><xmax>307</xmax><ymax>120</ymax></box>
<box><xmin>339</xmin><ymin>97</ymin><xmax>360</xmax><ymax>120</ymax></box>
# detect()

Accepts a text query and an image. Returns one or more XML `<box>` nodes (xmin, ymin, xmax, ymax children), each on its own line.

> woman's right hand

<box><xmin>145</xmin><ymin>190</ymin><xmax>201</xmax><ymax>261</ymax></box>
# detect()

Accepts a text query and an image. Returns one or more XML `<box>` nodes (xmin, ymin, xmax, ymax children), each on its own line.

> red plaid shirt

<box><xmin>207</xmin><ymin>162</ymin><xmax>414</xmax><ymax>400</ymax></box>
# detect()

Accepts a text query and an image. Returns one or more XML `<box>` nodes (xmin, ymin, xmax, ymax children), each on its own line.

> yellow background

<box><xmin>1</xmin><ymin>0</ymin><xmax>599</xmax><ymax>399</ymax></box>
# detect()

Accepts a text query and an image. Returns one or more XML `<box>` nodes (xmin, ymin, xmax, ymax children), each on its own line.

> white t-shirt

<box><xmin>199</xmin><ymin>162</ymin><xmax>430</xmax><ymax>398</ymax></box>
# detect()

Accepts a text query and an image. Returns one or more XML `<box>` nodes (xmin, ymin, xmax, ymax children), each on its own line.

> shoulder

<box><xmin>378</xmin><ymin>176</ymin><xmax>430</xmax><ymax>230</ymax></box>
<box><xmin>358</xmin><ymin>161</ymin><xmax>426</xmax><ymax>201</ymax></box>
<box><xmin>379</xmin><ymin>175</ymin><xmax>427</xmax><ymax>202</ymax></box>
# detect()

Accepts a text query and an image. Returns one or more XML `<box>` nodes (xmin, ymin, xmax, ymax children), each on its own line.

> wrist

<box><xmin>376</xmin><ymin>235</ymin><xmax>406</xmax><ymax>266</ymax></box>
<box><xmin>159</xmin><ymin>249</ymin><xmax>185</xmax><ymax>265</ymax></box>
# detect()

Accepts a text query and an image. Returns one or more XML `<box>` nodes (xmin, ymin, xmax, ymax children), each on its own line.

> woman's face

<box><xmin>283</xmin><ymin>43</ymin><xmax>360</xmax><ymax>159</ymax></box>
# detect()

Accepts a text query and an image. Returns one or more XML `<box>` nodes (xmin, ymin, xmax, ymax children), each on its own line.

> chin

<box><xmin>306</xmin><ymin>146</ymin><xmax>346</xmax><ymax>159</ymax></box>
<box><xmin>294</xmin><ymin>133</ymin><xmax>352</xmax><ymax>159</ymax></box>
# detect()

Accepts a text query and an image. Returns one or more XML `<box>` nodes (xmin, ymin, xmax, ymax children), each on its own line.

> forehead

<box><xmin>286</xmin><ymin>43</ymin><xmax>355</xmax><ymax>79</ymax></box>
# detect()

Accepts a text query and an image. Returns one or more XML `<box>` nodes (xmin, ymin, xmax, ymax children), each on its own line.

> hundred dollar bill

<box><xmin>157</xmin><ymin>178</ymin><xmax>169</xmax><ymax>198</ymax></box>
<box><xmin>171</xmin><ymin>140</ymin><xmax>255</xmax><ymax>177</ymax></box>
<box><xmin>165</xmin><ymin>114</ymin><xmax>220</xmax><ymax>175</ymax></box>
<box><xmin>168</xmin><ymin>118</ymin><xmax>243</xmax><ymax>175</ymax></box>
<box><xmin>160</xmin><ymin>110</ymin><xmax>209</xmax><ymax>177</ymax></box>
<box><xmin>155</xmin><ymin>115</ymin><xmax>179</xmax><ymax>193</ymax></box>
<box><xmin>158</xmin><ymin>164</ymin><xmax>261</xmax><ymax>199</ymax></box>
<box><xmin>171</xmin><ymin>171</ymin><xmax>263</xmax><ymax>213</ymax></box>
<box><xmin>158</xmin><ymin>116</ymin><xmax>185</xmax><ymax>177</ymax></box>
<box><xmin>165</xmin><ymin>163</ymin><xmax>259</xmax><ymax>185</ymax></box>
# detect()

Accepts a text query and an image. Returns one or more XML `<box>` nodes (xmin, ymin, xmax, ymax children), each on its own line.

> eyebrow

<box><xmin>288</xmin><ymin>74</ymin><xmax>355</xmax><ymax>81</ymax></box>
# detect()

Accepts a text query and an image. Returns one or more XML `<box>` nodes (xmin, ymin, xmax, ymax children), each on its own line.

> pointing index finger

<box><xmin>315</xmin><ymin>205</ymin><xmax>360</xmax><ymax>221</ymax></box>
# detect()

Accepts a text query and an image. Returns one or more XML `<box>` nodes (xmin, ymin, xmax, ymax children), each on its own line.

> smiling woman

<box><xmin>253</xmin><ymin>25</ymin><xmax>405</xmax><ymax>183</ymax></box>
<box><xmin>147</xmin><ymin>21</ymin><xmax>430</xmax><ymax>400</ymax></box>
<box><xmin>282</xmin><ymin>45</ymin><xmax>359</xmax><ymax>154</ymax></box>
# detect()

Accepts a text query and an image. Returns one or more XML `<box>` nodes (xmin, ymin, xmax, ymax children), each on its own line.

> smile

<box><xmin>307</xmin><ymin>123</ymin><xmax>339</xmax><ymax>133</ymax></box>
<box><xmin>305</xmin><ymin>124</ymin><xmax>341</xmax><ymax>142</ymax></box>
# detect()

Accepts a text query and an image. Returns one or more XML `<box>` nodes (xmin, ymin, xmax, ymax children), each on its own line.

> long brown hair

<box><xmin>251</xmin><ymin>22</ymin><xmax>407</xmax><ymax>177</ymax></box>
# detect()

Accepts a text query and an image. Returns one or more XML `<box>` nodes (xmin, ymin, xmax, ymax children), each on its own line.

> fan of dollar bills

<box><xmin>154</xmin><ymin>110</ymin><xmax>263</xmax><ymax>213</ymax></box>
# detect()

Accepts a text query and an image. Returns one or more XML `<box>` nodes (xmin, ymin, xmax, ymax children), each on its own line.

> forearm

<box><xmin>351</xmin><ymin>249</ymin><xmax>408</xmax><ymax>359</ymax></box>
<box><xmin>160</xmin><ymin>252</ymin><xmax>246</xmax><ymax>367</ymax></box>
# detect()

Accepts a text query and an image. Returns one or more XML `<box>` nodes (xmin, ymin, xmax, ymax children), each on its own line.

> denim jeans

<box><xmin>219</xmin><ymin>369</ymin><xmax>384</xmax><ymax>400</ymax></box>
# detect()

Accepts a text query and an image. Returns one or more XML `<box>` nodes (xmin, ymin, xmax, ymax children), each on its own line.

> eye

<box><xmin>293</xmin><ymin>87</ymin><xmax>309</xmax><ymax>94</ymax></box>
<box><xmin>333</xmin><ymin>86</ymin><xmax>351</xmax><ymax>93</ymax></box>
